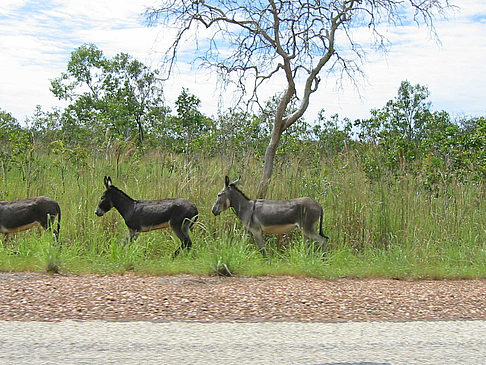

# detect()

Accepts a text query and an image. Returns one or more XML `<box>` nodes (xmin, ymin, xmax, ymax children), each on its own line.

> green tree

<box><xmin>167</xmin><ymin>88</ymin><xmax>214</xmax><ymax>153</ymax></box>
<box><xmin>27</xmin><ymin>105</ymin><xmax>63</xmax><ymax>146</ymax></box>
<box><xmin>51</xmin><ymin>44</ymin><xmax>167</xmax><ymax>146</ymax></box>
<box><xmin>0</xmin><ymin>109</ymin><xmax>21</xmax><ymax>177</ymax></box>
<box><xmin>0</xmin><ymin>109</ymin><xmax>20</xmax><ymax>137</ymax></box>
<box><xmin>0</xmin><ymin>109</ymin><xmax>38</xmax><ymax>191</ymax></box>
<box><xmin>212</xmin><ymin>107</ymin><xmax>272</xmax><ymax>164</ymax></box>
<box><xmin>354</xmin><ymin>81</ymin><xmax>485</xmax><ymax>184</ymax></box>
<box><xmin>459</xmin><ymin>116</ymin><xmax>486</xmax><ymax>180</ymax></box>
<box><xmin>313</xmin><ymin>110</ymin><xmax>353</xmax><ymax>156</ymax></box>
<box><xmin>355</xmin><ymin>81</ymin><xmax>433</xmax><ymax>173</ymax></box>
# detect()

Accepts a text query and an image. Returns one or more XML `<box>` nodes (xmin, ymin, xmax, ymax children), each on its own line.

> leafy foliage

<box><xmin>166</xmin><ymin>88</ymin><xmax>215</xmax><ymax>153</ymax></box>
<box><xmin>353</xmin><ymin>81</ymin><xmax>485</xmax><ymax>185</ymax></box>
<box><xmin>4</xmin><ymin>53</ymin><xmax>486</xmax><ymax>189</ymax></box>
<box><xmin>0</xmin><ymin>110</ymin><xmax>37</xmax><ymax>193</ymax></box>
<box><xmin>50</xmin><ymin>44</ymin><xmax>168</xmax><ymax>146</ymax></box>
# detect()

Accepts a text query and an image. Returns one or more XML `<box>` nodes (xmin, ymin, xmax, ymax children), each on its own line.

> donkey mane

<box><xmin>230</xmin><ymin>183</ymin><xmax>251</xmax><ymax>201</ymax></box>
<box><xmin>109</xmin><ymin>185</ymin><xmax>135</xmax><ymax>202</ymax></box>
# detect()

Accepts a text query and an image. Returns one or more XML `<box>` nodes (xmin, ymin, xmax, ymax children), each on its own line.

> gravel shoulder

<box><xmin>1</xmin><ymin>272</ymin><xmax>486</xmax><ymax>322</ymax></box>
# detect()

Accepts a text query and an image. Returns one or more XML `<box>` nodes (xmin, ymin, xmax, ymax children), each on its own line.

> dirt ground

<box><xmin>1</xmin><ymin>272</ymin><xmax>486</xmax><ymax>322</ymax></box>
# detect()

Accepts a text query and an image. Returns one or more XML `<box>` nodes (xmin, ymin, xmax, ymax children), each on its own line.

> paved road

<box><xmin>1</xmin><ymin>320</ymin><xmax>485</xmax><ymax>364</ymax></box>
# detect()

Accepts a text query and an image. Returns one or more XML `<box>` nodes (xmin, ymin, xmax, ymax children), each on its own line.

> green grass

<box><xmin>0</xmin><ymin>150</ymin><xmax>485</xmax><ymax>279</ymax></box>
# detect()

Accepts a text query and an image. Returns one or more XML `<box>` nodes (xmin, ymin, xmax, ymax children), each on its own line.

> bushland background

<box><xmin>1</xmin><ymin>45</ymin><xmax>485</xmax><ymax>278</ymax></box>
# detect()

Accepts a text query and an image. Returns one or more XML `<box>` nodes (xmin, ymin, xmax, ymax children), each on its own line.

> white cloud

<box><xmin>303</xmin><ymin>2</ymin><xmax>486</xmax><ymax>121</ymax></box>
<box><xmin>1</xmin><ymin>0</ymin><xmax>485</xmax><ymax>124</ymax></box>
<box><xmin>0</xmin><ymin>0</ymin><xmax>27</xmax><ymax>13</ymax></box>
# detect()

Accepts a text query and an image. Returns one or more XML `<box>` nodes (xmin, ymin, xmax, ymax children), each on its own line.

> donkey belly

<box><xmin>140</xmin><ymin>222</ymin><xmax>170</xmax><ymax>232</ymax></box>
<box><xmin>262</xmin><ymin>223</ymin><xmax>298</xmax><ymax>235</ymax></box>
<box><xmin>0</xmin><ymin>221</ymin><xmax>39</xmax><ymax>233</ymax></box>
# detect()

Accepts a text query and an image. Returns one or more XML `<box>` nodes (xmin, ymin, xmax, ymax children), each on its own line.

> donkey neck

<box><xmin>109</xmin><ymin>188</ymin><xmax>135</xmax><ymax>220</ymax></box>
<box><xmin>229</xmin><ymin>187</ymin><xmax>254</xmax><ymax>223</ymax></box>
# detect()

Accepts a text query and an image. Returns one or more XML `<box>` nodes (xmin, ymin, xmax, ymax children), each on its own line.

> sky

<box><xmin>1</xmin><ymin>0</ymin><xmax>486</xmax><ymax>125</ymax></box>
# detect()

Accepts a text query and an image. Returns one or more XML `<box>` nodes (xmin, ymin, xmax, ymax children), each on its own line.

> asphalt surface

<box><xmin>1</xmin><ymin>320</ymin><xmax>486</xmax><ymax>364</ymax></box>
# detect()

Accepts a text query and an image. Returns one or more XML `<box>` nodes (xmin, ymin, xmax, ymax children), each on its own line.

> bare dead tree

<box><xmin>145</xmin><ymin>0</ymin><xmax>453</xmax><ymax>198</ymax></box>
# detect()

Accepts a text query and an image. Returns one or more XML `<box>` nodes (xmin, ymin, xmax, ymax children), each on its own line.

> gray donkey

<box><xmin>95</xmin><ymin>176</ymin><xmax>198</xmax><ymax>256</ymax></box>
<box><xmin>0</xmin><ymin>196</ymin><xmax>61</xmax><ymax>242</ymax></box>
<box><xmin>212</xmin><ymin>176</ymin><xmax>329</xmax><ymax>257</ymax></box>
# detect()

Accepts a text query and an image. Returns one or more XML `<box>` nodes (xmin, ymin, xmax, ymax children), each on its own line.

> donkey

<box><xmin>95</xmin><ymin>176</ymin><xmax>198</xmax><ymax>256</ymax></box>
<box><xmin>212</xmin><ymin>176</ymin><xmax>329</xmax><ymax>258</ymax></box>
<box><xmin>0</xmin><ymin>196</ymin><xmax>61</xmax><ymax>242</ymax></box>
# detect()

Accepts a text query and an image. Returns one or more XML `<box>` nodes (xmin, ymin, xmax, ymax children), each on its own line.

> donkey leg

<box><xmin>171</xmin><ymin>221</ymin><xmax>192</xmax><ymax>257</ymax></box>
<box><xmin>38</xmin><ymin>214</ymin><xmax>56</xmax><ymax>243</ymax></box>
<box><xmin>251</xmin><ymin>230</ymin><xmax>268</xmax><ymax>259</ymax></box>
<box><xmin>304</xmin><ymin>230</ymin><xmax>328</xmax><ymax>256</ymax></box>
<box><xmin>45</xmin><ymin>214</ymin><xmax>59</xmax><ymax>242</ymax></box>
<box><xmin>125</xmin><ymin>228</ymin><xmax>139</xmax><ymax>245</ymax></box>
<box><xmin>304</xmin><ymin>217</ymin><xmax>329</xmax><ymax>251</ymax></box>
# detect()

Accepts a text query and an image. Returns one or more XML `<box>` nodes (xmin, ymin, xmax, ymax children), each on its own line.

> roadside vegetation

<box><xmin>0</xmin><ymin>45</ymin><xmax>485</xmax><ymax>278</ymax></box>
<box><xmin>1</xmin><ymin>151</ymin><xmax>484</xmax><ymax>279</ymax></box>
<box><xmin>1</xmin><ymin>127</ymin><xmax>484</xmax><ymax>278</ymax></box>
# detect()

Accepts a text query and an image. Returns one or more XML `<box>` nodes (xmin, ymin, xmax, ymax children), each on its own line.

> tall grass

<box><xmin>0</xmin><ymin>150</ymin><xmax>485</xmax><ymax>278</ymax></box>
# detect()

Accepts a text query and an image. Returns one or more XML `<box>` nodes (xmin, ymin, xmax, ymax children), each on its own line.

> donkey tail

<box><xmin>55</xmin><ymin>204</ymin><xmax>61</xmax><ymax>239</ymax></box>
<box><xmin>318</xmin><ymin>206</ymin><xmax>330</xmax><ymax>242</ymax></box>
<box><xmin>182</xmin><ymin>213</ymin><xmax>198</xmax><ymax>232</ymax></box>
<box><xmin>319</xmin><ymin>206</ymin><xmax>324</xmax><ymax>237</ymax></box>
<box><xmin>189</xmin><ymin>214</ymin><xmax>198</xmax><ymax>231</ymax></box>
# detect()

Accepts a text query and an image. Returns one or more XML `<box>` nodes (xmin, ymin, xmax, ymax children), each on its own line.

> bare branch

<box><xmin>145</xmin><ymin>0</ymin><xmax>455</xmax><ymax>196</ymax></box>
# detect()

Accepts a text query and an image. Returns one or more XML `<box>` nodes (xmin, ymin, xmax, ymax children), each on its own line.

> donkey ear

<box><xmin>232</xmin><ymin>176</ymin><xmax>241</xmax><ymax>186</ymax></box>
<box><xmin>225</xmin><ymin>176</ymin><xmax>230</xmax><ymax>187</ymax></box>
<box><xmin>105</xmin><ymin>176</ymin><xmax>112</xmax><ymax>188</ymax></box>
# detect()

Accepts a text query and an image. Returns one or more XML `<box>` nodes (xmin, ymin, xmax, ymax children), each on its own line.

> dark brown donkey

<box><xmin>212</xmin><ymin>176</ymin><xmax>329</xmax><ymax>258</ymax></box>
<box><xmin>0</xmin><ymin>196</ymin><xmax>61</xmax><ymax>242</ymax></box>
<box><xmin>95</xmin><ymin>176</ymin><xmax>198</xmax><ymax>256</ymax></box>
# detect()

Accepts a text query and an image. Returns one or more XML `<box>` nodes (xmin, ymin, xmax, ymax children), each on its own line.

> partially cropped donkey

<box><xmin>212</xmin><ymin>176</ymin><xmax>329</xmax><ymax>258</ymax></box>
<box><xmin>0</xmin><ymin>196</ymin><xmax>61</xmax><ymax>242</ymax></box>
<box><xmin>95</xmin><ymin>176</ymin><xmax>198</xmax><ymax>256</ymax></box>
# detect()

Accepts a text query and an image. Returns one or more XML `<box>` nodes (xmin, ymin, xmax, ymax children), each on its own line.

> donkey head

<box><xmin>211</xmin><ymin>176</ymin><xmax>239</xmax><ymax>216</ymax></box>
<box><xmin>95</xmin><ymin>176</ymin><xmax>114</xmax><ymax>216</ymax></box>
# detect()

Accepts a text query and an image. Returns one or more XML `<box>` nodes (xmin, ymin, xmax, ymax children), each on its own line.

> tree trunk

<box><xmin>136</xmin><ymin>116</ymin><xmax>144</xmax><ymax>145</ymax></box>
<box><xmin>256</xmin><ymin>84</ymin><xmax>294</xmax><ymax>199</ymax></box>
<box><xmin>257</xmin><ymin>123</ymin><xmax>283</xmax><ymax>199</ymax></box>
